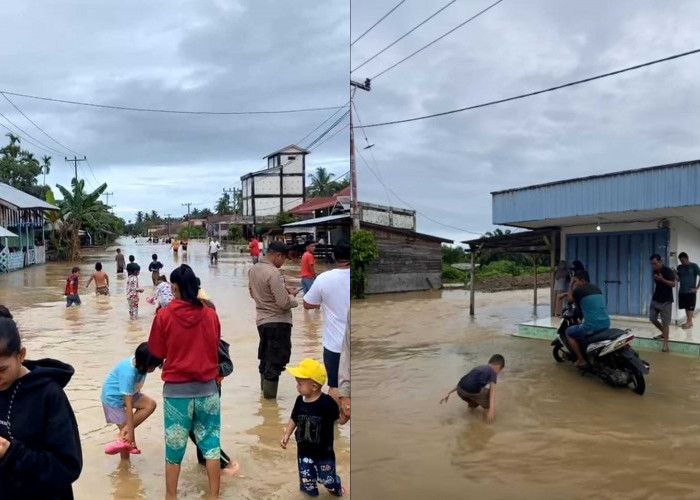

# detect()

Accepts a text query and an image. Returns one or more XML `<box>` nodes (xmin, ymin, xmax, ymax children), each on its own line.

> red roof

<box><xmin>289</xmin><ymin>186</ymin><xmax>350</xmax><ymax>215</ymax></box>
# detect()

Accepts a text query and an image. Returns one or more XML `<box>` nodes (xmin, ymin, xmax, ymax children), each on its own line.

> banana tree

<box><xmin>56</xmin><ymin>178</ymin><xmax>107</xmax><ymax>260</ymax></box>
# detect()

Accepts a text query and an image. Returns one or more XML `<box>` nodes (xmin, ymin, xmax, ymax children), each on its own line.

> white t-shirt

<box><xmin>303</xmin><ymin>268</ymin><xmax>350</xmax><ymax>353</ymax></box>
<box><xmin>209</xmin><ymin>241</ymin><xmax>219</xmax><ymax>254</ymax></box>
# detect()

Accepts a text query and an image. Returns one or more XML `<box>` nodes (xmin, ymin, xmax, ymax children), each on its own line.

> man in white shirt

<box><xmin>303</xmin><ymin>240</ymin><xmax>350</xmax><ymax>400</ymax></box>
<box><xmin>209</xmin><ymin>238</ymin><xmax>220</xmax><ymax>265</ymax></box>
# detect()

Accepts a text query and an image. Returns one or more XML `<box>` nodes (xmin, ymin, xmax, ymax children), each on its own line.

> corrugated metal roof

<box><xmin>493</xmin><ymin>160</ymin><xmax>700</xmax><ymax>226</ymax></box>
<box><xmin>282</xmin><ymin>214</ymin><xmax>350</xmax><ymax>227</ymax></box>
<box><xmin>0</xmin><ymin>226</ymin><xmax>18</xmax><ymax>238</ymax></box>
<box><xmin>0</xmin><ymin>183</ymin><xmax>58</xmax><ymax>211</ymax></box>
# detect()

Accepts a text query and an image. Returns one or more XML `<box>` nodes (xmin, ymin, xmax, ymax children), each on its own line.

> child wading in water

<box><xmin>126</xmin><ymin>267</ymin><xmax>144</xmax><ymax>319</ymax></box>
<box><xmin>85</xmin><ymin>262</ymin><xmax>110</xmax><ymax>296</ymax></box>
<box><xmin>281</xmin><ymin>358</ymin><xmax>344</xmax><ymax>497</ymax></box>
<box><xmin>440</xmin><ymin>354</ymin><xmax>505</xmax><ymax>423</ymax></box>
<box><xmin>148</xmin><ymin>254</ymin><xmax>164</xmax><ymax>286</ymax></box>
<box><xmin>101</xmin><ymin>342</ymin><xmax>161</xmax><ymax>459</ymax></box>
<box><xmin>0</xmin><ymin>309</ymin><xmax>83</xmax><ymax>499</ymax></box>
<box><xmin>64</xmin><ymin>266</ymin><xmax>81</xmax><ymax>307</ymax></box>
<box><xmin>147</xmin><ymin>275</ymin><xmax>174</xmax><ymax>311</ymax></box>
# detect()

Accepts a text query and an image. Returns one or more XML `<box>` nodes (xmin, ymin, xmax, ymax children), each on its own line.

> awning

<box><xmin>283</xmin><ymin>226</ymin><xmax>315</xmax><ymax>234</ymax></box>
<box><xmin>282</xmin><ymin>214</ymin><xmax>351</xmax><ymax>228</ymax></box>
<box><xmin>0</xmin><ymin>226</ymin><xmax>18</xmax><ymax>238</ymax></box>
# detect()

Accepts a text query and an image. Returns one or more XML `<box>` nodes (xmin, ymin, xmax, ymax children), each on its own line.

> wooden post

<box><xmin>549</xmin><ymin>232</ymin><xmax>556</xmax><ymax>317</ymax></box>
<box><xmin>533</xmin><ymin>254</ymin><xmax>538</xmax><ymax>316</ymax></box>
<box><xmin>469</xmin><ymin>249</ymin><xmax>476</xmax><ymax>316</ymax></box>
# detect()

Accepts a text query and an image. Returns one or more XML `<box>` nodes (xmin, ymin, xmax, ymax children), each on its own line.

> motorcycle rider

<box><xmin>563</xmin><ymin>270</ymin><xmax>611</xmax><ymax>367</ymax></box>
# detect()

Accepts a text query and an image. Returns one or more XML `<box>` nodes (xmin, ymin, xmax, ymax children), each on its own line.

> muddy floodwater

<box><xmin>0</xmin><ymin>240</ymin><xmax>348</xmax><ymax>499</ymax></box>
<box><xmin>352</xmin><ymin>289</ymin><xmax>700</xmax><ymax>500</ymax></box>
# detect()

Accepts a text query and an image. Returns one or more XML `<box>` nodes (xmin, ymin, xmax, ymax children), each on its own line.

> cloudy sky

<box><xmin>1</xmin><ymin>0</ymin><xmax>349</xmax><ymax>222</ymax></box>
<box><xmin>351</xmin><ymin>0</ymin><xmax>700</xmax><ymax>242</ymax></box>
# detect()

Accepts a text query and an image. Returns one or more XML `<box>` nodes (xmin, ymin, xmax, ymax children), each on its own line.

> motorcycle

<box><xmin>551</xmin><ymin>303</ymin><xmax>650</xmax><ymax>395</ymax></box>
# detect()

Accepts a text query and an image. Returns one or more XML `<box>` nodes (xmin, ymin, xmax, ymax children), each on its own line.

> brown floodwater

<box><xmin>0</xmin><ymin>240</ymin><xmax>348</xmax><ymax>499</ymax></box>
<box><xmin>352</xmin><ymin>288</ymin><xmax>700</xmax><ymax>500</ymax></box>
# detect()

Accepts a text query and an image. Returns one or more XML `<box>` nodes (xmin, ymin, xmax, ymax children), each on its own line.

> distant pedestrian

<box><xmin>650</xmin><ymin>254</ymin><xmax>676</xmax><ymax>352</ymax></box>
<box><xmin>171</xmin><ymin>239</ymin><xmax>180</xmax><ymax>253</ymax></box>
<box><xmin>126</xmin><ymin>255</ymin><xmax>139</xmax><ymax>275</ymax></box>
<box><xmin>126</xmin><ymin>267</ymin><xmax>144</xmax><ymax>320</ymax></box>
<box><xmin>65</xmin><ymin>266</ymin><xmax>81</xmax><ymax>307</ymax></box>
<box><xmin>303</xmin><ymin>240</ymin><xmax>350</xmax><ymax>401</ymax></box>
<box><xmin>85</xmin><ymin>262</ymin><xmax>110</xmax><ymax>296</ymax></box>
<box><xmin>554</xmin><ymin>260</ymin><xmax>569</xmax><ymax>316</ymax></box>
<box><xmin>281</xmin><ymin>358</ymin><xmax>344</xmax><ymax>497</ymax></box>
<box><xmin>300</xmin><ymin>241</ymin><xmax>317</xmax><ymax>295</ymax></box>
<box><xmin>249</xmin><ymin>236</ymin><xmax>260</xmax><ymax>264</ymax></box>
<box><xmin>148</xmin><ymin>254</ymin><xmax>164</xmax><ymax>286</ymax></box>
<box><xmin>209</xmin><ymin>238</ymin><xmax>220</xmax><ymax>265</ymax></box>
<box><xmin>440</xmin><ymin>354</ymin><xmax>505</xmax><ymax>424</ymax></box>
<box><xmin>115</xmin><ymin>248</ymin><xmax>126</xmax><ymax>274</ymax></box>
<box><xmin>675</xmin><ymin>252</ymin><xmax>700</xmax><ymax>329</ymax></box>
<box><xmin>248</xmin><ymin>241</ymin><xmax>298</xmax><ymax>399</ymax></box>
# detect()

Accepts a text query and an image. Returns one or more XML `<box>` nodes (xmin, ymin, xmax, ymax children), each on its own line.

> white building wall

<box><xmin>255</xmin><ymin>175</ymin><xmax>279</xmax><ymax>195</ymax></box>
<box><xmin>282</xmin><ymin>176</ymin><xmax>303</xmax><ymax>194</ymax></box>
<box><xmin>255</xmin><ymin>197</ymin><xmax>282</xmax><ymax>217</ymax></box>
<box><xmin>282</xmin><ymin>155</ymin><xmax>304</xmax><ymax>174</ymax></box>
<box><xmin>361</xmin><ymin>207</ymin><xmax>415</xmax><ymax>229</ymax></box>
<box><xmin>672</xmin><ymin>218</ymin><xmax>700</xmax><ymax>321</ymax></box>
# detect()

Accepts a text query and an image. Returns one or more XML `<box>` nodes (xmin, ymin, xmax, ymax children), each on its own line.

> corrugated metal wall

<box><xmin>493</xmin><ymin>162</ymin><xmax>700</xmax><ymax>225</ymax></box>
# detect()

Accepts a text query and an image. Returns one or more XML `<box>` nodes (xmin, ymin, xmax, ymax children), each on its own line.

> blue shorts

<box><xmin>565</xmin><ymin>323</ymin><xmax>595</xmax><ymax>340</ymax></box>
<box><xmin>302</xmin><ymin>277</ymin><xmax>315</xmax><ymax>295</ymax></box>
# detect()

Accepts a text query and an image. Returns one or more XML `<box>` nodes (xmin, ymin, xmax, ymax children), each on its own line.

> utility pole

<box><xmin>350</xmin><ymin>78</ymin><xmax>371</xmax><ymax>230</ymax></box>
<box><xmin>182</xmin><ymin>202</ymin><xmax>192</xmax><ymax>239</ymax></box>
<box><xmin>164</xmin><ymin>214</ymin><xmax>172</xmax><ymax>238</ymax></box>
<box><xmin>102</xmin><ymin>192</ymin><xmax>114</xmax><ymax>211</ymax></box>
<box><xmin>222</xmin><ymin>187</ymin><xmax>239</xmax><ymax>215</ymax></box>
<box><xmin>65</xmin><ymin>156</ymin><xmax>87</xmax><ymax>180</ymax></box>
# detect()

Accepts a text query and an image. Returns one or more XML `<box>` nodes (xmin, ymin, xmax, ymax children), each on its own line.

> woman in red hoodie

<box><xmin>148</xmin><ymin>264</ymin><xmax>221</xmax><ymax>499</ymax></box>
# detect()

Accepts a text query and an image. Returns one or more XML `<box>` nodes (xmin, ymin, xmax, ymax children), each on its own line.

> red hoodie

<box><xmin>148</xmin><ymin>298</ymin><xmax>220</xmax><ymax>383</ymax></box>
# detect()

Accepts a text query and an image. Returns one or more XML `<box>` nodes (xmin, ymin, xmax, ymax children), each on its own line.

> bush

<box><xmin>442</xmin><ymin>245</ymin><xmax>468</xmax><ymax>265</ymax></box>
<box><xmin>227</xmin><ymin>225</ymin><xmax>246</xmax><ymax>244</ymax></box>
<box><xmin>442</xmin><ymin>264</ymin><xmax>466</xmax><ymax>282</ymax></box>
<box><xmin>351</xmin><ymin>230</ymin><xmax>379</xmax><ymax>299</ymax></box>
<box><xmin>478</xmin><ymin>260</ymin><xmax>521</xmax><ymax>279</ymax></box>
<box><xmin>177</xmin><ymin>225</ymin><xmax>205</xmax><ymax>239</ymax></box>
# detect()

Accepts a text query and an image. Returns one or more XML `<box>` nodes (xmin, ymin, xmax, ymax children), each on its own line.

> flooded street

<box><xmin>0</xmin><ymin>240</ymin><xmax>348</xmax><ymax>499</ymax></box>
<box><xmin>352</xmin><ymin>289</ymin><xmax>700</xmax><ymax>500</ymax></box>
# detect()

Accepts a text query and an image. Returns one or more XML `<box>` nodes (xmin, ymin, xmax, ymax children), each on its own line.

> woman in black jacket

<box><xmin>0</xmin><ymin>310</ymin><xmax>83</xmax><ymax>500</ymax></box>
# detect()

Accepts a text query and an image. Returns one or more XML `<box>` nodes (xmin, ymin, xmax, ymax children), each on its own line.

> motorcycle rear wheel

<box><xmin>628</xmin><ymin>366</ymin><xmax>645</xmax><ymax>395</ymax></box>
<box><xmin>552</xmin><ymin>344</ymin><xmax>568</xmax><ymax>363</ymax></box>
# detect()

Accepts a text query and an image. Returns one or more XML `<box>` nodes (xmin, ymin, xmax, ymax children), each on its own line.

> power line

<box><xmin>0</xmin><ymin>92</ymin><xmax>80</xmax><ymax>156</ymax></box>
<box><xmin>85</xmin><ymin>158</ymin><xmax>101</xmax><ymax>186</ymax></box>
<box><xmin>0</xmin><ymin>115</ymin><xmax>67</xmax><ymax>158</ymax></box>
<box><xmin>352</xmin><ymin>0</ymin><xmax>407</xmax><ymax>46</ymax></box>
<box><xmin>351</xmin><ymin>101</ymin><xmax>393</xmax><ymax>206</ymax></box>
<box><xmin>310</xmin><ymin>122</ymin><xmax>349</xmax><ymax>151</ymax></box>
<box><xmin>371</xmin><ymin>0</ymin><xmax>505</xmax><ymax>80</ymax></box>
<box><xmin>356</xmin><ymin>148</ymin><xmax>481</xmax><ymax>236</ymax></box>
<box><xmin>0</xmin><ymin>108</ymin><xmax>66</xmax><ymax>156</ymax></box>
<box><xmin>352</xmin><ymin>0</ymin><xmax>459</xmax><ymax>73</ymax></box>
<box><xmin>0</xmin><ymin>89</ymin><xmax>345</xmax><ymax>116</ymax></box>
<box><xmin>359</xmin><ymin>47</ymin><xmax>700</xmax><ymax>128</ymax></box>
<box><xmin>306</xmin><ymin>109</ymin><xmax>351</xmax><ymax>149</ymax></box>
<box><xmin>297</xmin><ymin>101</ymin><xmax>350</xmax><ymax>145</ymax></box>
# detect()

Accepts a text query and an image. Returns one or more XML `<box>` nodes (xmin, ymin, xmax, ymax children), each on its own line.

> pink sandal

<box><xmin>105</xmin><ymin>439</ymin><xmax>132</xmax><ymax>455</ymax></box>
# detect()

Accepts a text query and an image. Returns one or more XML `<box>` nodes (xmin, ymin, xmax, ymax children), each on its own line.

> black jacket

<box><xmin>0</xmin><ymin>359</ymin><xmax>82</xmax><ymax>500</ymax></box>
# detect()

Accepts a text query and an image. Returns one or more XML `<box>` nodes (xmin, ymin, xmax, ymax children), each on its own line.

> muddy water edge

<box><xmin>0</xmin><ymin>241</ymin><xmax>348</xmax><ymax>499</ymax></box>
<box><xmin>352</xmin><ymin>289</ymin><xmax>700</xmax><ymax>500</ymax></box>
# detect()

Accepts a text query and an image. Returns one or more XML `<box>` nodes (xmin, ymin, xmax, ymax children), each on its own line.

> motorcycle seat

<box><xmin>585</xmin><ymin>328</ymin><xmax>627</xmax><ymax>344</ymax></box>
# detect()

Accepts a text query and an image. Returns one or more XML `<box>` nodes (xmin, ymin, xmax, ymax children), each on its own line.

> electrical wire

<box><xmin>351</xmin><ymin>0</ymin><xmax>407</xmax><ymax>46</ymax></box>
<box><xmin>0</xmin><ymin>89</ymin><xmax>345</xmax><ymax>116</ymax></box>
<box><xmin>0</xmin><ymin>92</ymin><xmax>80</xmax><ymax>156</ymax></box>
<box><xmin>371</xmin><ymin>0</ymin><xmax>505</xmax><ymax>80</ymax></box>
<box><xmin>297</xmin><ymin>101</ymin><xmax>350</xmax><ymax>145</ymax></box>
<box><xmin>351</xmin><ymin>100</ymin><xmax>392</xmax><ymax>205</ymax></box>
<box><xmin>352</xmin><ymin>0</ymin><xmax>459</xmax><ymax>73</ymax></box>
<box><xmin>0</xmin><ymin>108</ymin><xmax>67</xmax><ymax>156</ymax></box>
<box><xmin>306</xmin><ymin>109</ymin><xmax>351</xmax><ymax>149</ymax></box>
<box><xmin>0</xmin><ymin>115</ymin><xmax>67</xmax><ymax>158</ymax></box>
<box><xmin>359</xmin><ymin>47</ymin><xmax>700</xmax><ymax>128</ymax></box>
<box><xmin>310</xmin><ymin>122</ymin><xmax>349</xmax><ymax>151</ymax></box>
<box><xmin>85</xmin><ymin>158</ymin><xmax>101</xmax><ymax>186</ymax></box>
<box><xmin>356</xmin><ymin>148</ymin><xmax>482</xmax><ymax>236</ymax></box>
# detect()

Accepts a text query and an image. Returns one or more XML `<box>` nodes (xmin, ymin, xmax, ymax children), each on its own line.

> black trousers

<box><xmin>257</xmin><ymin>322</ymin><xmax>293</xmax><ymax>382</ymax></box>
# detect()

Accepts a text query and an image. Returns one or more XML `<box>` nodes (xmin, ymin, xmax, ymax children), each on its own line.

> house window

<box><xmin>288</xmin><ymin>156</ymin><xmax>296</xmax><ymax>161</ymax></box>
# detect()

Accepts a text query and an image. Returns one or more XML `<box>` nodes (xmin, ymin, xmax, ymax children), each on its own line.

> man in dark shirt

<box><xmin>650</xmin><ymin>254</ymin><xmax>676</xmax><ymax>352</ymax></box>
<box><xmin>675</xmin><ymin>252</ymin><xmax>700</xmax><ymax>329</ymax></box>
<box><xmin>126</xmin><ymin>255</ymin><xmax>140</xmax><ymax>276</ymax></box>
<box><xmin>440</xmin><ymin>354</ymin><xmax>505</xmax><ymax>423</ymax></box>
<box><xmin>563</xmin><ymin>271</ymin><xmax>611</xmax><ymax>367</ymax></box>
<box><xmin>148</xmin><ymin>254</ymin><xmax>164</xmax><ymax>286</ymax></box>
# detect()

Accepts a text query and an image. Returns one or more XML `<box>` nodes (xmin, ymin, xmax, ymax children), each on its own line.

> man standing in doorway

<box><xmin>650</xmin><ymin>254</ymin><xmax>677</xmax><ymax>352</ymax></box>
<box><xmin>249</xmin><ymin>241</ymin><xmax>298</xmax><ymax>399</ymax></box>
<box><xmin>676</xmin><ymin>252</ymin><xmax>700</xmax><ymax>329</ymax></box>
<box><xmin>249</xmin><ymin>236</ymin><xmax>260</xmax><ymax>264</ymax></box>
<box><xmin>300</xmin><ymin>241</ymin><xmax>317</xmax><ymax>295</ymax></box>
<box><xmin>303</xmin><ymin>240</ymin><xmax>350</xmax><ymax>401</ymax></box>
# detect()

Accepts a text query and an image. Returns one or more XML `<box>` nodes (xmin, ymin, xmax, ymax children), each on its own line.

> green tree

<box><xmin>199</xmin><ymin>208</ymin><xmax>213</xmax><ymax>219</ymax></box>
<box><xmin>442</xmin><ymin>244</ymin><xmax>468</xmax><ymax>265</ymax></box>
<box><xmin>331</xmin><ymin>176</ymin><xmax>350</xmax><ymax>192</ymax></box>
<box><xmin>178</xmin><ymin>225</ymin><xmax>205</xmax><ymax>239</ymax></box>
<box><xmin>56</xmin><ymin>178</ymin><xmax>108</xmax><ymax>260</ymax></box>
<box><xmin>228</xmin><ymin>224</ymin><xmax>245</xmax><ymax>243</ymax></box>
<box><xmin>149</xmin><ymin>210</ymin><xmax>159</xmax><ymax>223</ymax></box>
<box><xmin>276</xmin><ymin>211</ymin><xmax>298</xmax><ymax>226</ymax></box>
<box><xmin>351</xmin><ymin>230</ymin><xmax>379</xmax><ymax>299</ymax></box>
<box><xmin>41</xmin><ymin>155</ymin><xmax>51</xmax><ymax>185</ymax></box>
<box><xmin>307</xmin><ymin>167</ymin><xmax>337</xmax><ymax>197</ymax></box>
<box><xmin>216</xmin><ymin>193</ymin><xmax>232</xmax><ymax>215</ymax></box>
<box><xmin>0</xmin><ymin>134</ymin><xmax>46</xmax><ymax>198</ymax></box>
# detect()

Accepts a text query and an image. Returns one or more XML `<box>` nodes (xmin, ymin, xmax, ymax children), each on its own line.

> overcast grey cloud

<box><xmin>351</xmin><ymin>0</ymin><xmax>700</xmax><ymax>242</ymax></box>
<box><xmin>1</xmin><ymin>0</ymin><xmax>348</xmax><ymax>221</ymax></box>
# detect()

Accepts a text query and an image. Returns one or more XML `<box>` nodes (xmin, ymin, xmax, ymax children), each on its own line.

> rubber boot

<box><xmin>260</xmin><ymin>373</ymin><xmax>264</xmax><ymax>391</ymax></box>
<box><xmin>262</xmin><ymin>379</ymin><xmax>279</xmax><ymax>399</ymax></box>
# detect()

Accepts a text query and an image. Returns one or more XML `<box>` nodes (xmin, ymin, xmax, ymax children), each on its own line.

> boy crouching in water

<box><xmin>440</xmin><ymin>354</ymin><xmax>505</xmax><ymax>423</ymax></box>
<box><xmin>281</xmin><ymin>359</ymin><xmax>344</xmax><ymax>497</ymax></box>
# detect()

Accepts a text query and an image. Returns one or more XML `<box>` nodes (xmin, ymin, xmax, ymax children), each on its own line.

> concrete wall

<box><xmin>282</xmin><ymin>155</ymin><xmax>304</xmax><ymax>174</ymax></box>
<box><xmin>256</xmin><ymin>175</ymin><xmax>279</xmax><ymax>195</ymax></box>
<box><xmin>255</xmin><ymin>197</ymin><xmax>282</xmax><ymax>217</ymax></box>
<box><xmin>367</xmin><ymin>272</ymin><xmax>442</xmax><ymax>294</ymax></box>
<box><xmin>282</xmin><ymin>176</ymin><xmax>303</xmax><ymax>193</ymax></box>
<box><xmin>360</xmin><ymin>206</ymin><xmax>415</xmax><ymax>230</ymax></box>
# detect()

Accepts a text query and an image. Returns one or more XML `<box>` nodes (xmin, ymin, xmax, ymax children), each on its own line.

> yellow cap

<box><xmin>286</xmin><ymin>358</ymin><xmax>327</xmax><ymax>386</ymax></box>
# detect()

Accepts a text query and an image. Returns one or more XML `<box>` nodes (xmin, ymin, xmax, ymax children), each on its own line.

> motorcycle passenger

<box><xmin>564</xmin><ymin>270</ymin><xmax>611</xmax><ymax>367</ymax></box>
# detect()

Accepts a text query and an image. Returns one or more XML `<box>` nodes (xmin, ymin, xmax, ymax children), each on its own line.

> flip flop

<box><xmin>653</xmin><ymin>334</ymin><xmax>664</xmax><ymax>340</ymax></box>
<box><xmin>129</xmin><ymin>445</ymin><xmax>141</xmax><ymax>455</ymax></box>
<box><xmin>105</xmin><ymin>439</ymin><xmax>132</xmax><ymax>455</ymax></box>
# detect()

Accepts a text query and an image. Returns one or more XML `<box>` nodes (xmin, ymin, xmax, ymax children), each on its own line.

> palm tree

<box><xmin>484</xmin><ymin>228</ymin><xmax>511</xmax><ymax>238</ymax></box>
<box><xmin>56</xmin><ymin>178</ymin><xmax>108</xmax><ymax>260</ymax></box>
<box><xmin>41</xmin><ymin>155</ymin><xmax>51</xmax><ymax>185</ymax></box>
<box><xmin>216</xmin><ymin>193</ymin><xmax>232</xmax><ymax>215</ymax></box>
<box><xmin>150</xmin><ymin>210</ymin><xmax>159</xmax><ymax>223</ymax></box>
<box><xmin>308</xmin><ymin>167</ymin><xmax>336</xmax><ymax>197</ymax></box>
<box><xmin>135</xmin><ymin>211</ymin><xmax>144</xmax><ymax>224</ymax></box>
<box><xmin>5</xmin><ymin>133</ymin><xmax>19</xmax><ymax>146</ymax></box>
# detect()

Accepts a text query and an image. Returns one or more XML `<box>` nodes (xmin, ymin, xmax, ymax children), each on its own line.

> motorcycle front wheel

<box><xmin>552</xmin><ymin>344</ymin><xmax>568</xmax><ymax>363</ymax></box>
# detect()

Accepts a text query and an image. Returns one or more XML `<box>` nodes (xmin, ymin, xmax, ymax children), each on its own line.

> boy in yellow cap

<box><xmin>281</xmin><ymin>358</ymin><xmax>344</xmax><ymax>497</ymax></box>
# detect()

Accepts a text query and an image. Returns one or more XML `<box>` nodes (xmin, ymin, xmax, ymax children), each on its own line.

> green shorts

<box><xmin>163</xmin><ymin>393</ymin><xmax>221</xmax><ymax>464</ymax></box>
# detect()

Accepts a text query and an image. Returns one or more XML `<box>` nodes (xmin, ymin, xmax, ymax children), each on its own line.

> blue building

<box><xmin>488</xmin><ymin>160</ymin><xmax>700</xmax><ymax>320</ymax></box>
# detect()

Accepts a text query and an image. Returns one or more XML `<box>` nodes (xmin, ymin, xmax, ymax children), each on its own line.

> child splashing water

<box><xmin>126</xmin><ymin>267</ymin><xmax>144</xmax><ymax>319</ymax></box>
<box><xmin>147</xmin><ymin>275</ymin><xmax>174</xmax><ymax>311</ymax></box>
<box><xmin>101</xmin><ymin>343</ymin><xmax>161</xmax><ymax>459</ymax></box>
<box><xmin>0</xmin><ymin>308</ymin><xmax>83</xmax><ymax>499</ymax></box>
